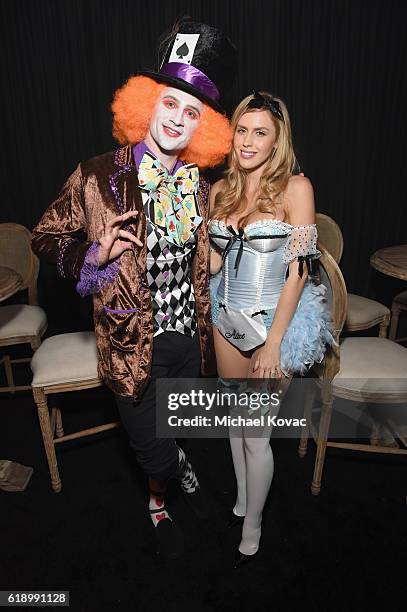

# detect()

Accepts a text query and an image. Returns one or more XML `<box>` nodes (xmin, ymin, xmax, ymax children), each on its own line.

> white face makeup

<box><xmin>147</xmin><ymin>87</ymin><xmax>203</xmax><ymax>154</ymax></box>
<box><xmin>233</xmin><ymin>110</ymin><xmax>278</xmax><ymax>171</ymax></box>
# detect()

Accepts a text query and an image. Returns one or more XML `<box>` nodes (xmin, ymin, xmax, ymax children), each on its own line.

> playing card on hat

<box><xmin>168</xmin><ymin>33</ymin><xmax>200</xmax><ymax>65</ymax></box>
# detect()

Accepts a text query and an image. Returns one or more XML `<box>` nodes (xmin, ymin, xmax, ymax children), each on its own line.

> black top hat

<box><xmin>138</xmin><ymin>20</ymin><xmax>237</xmax><ymax>114</ymax></box>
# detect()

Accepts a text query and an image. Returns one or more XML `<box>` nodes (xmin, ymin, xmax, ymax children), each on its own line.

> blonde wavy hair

<box><xmin>212</xmin><ymin>92</ymin><xmax>297</xmax><ymax>226</ymax></box>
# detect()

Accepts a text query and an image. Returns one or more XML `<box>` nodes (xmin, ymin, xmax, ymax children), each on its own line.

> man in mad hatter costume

<box><xmin>32</xmin><ymin>20</ymin><xmax>236</xmax><ymax>558</ymax></box>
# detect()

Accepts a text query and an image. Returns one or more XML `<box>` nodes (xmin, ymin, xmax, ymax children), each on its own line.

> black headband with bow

<box><xmin>247</xmin><ymin>91</ymin><xmax>284</xmax><ymax>122</ymax></box>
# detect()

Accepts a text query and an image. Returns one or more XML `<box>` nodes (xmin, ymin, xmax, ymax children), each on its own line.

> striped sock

<box><xmin>176</xmin><ymin>446</ymin><xmax>199</xmax><ymax>494</ymax></box>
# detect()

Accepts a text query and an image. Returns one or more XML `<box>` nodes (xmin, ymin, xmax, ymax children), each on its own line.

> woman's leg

<box><xmin>213</xmin><ymin>327</ymin><xmax>252</xmax><ymax>379</ymax></box>
<box><xmin>238</xmin><ymin>361</ymin><xmax>290</xmax><ymax>556</ymax></box>
<box><xmin>239</xmin><ymin>430</ymin><xmax>274</xmax><ymax>555</ymax></box>
<box><xmin>213</xmin><ymin>327</ymin><xmax>251</xmax><ymax>517</ymax></box>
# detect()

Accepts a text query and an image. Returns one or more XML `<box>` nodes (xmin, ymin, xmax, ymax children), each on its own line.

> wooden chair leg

<box><xmin>389</xmin><ymin>305</ymin><xmax>400</xmax><ymax>341</ymax></box>
<box><xmin>50</xmin><ymin>408</ymin><xmax>57</xmax><ymax>435</ymax></box>
<box><xmin>379</xmin><ymin>313</ymin><xmax>390</xmax><ymax>338</ymax></box>
<box><xmin>369</xmin><ymin>420</ymin><xmax>381</xmax><ymax>446</ymax></box>
<box><xmin>55</xmin><ymin>408</ymin><xmax>64</xmax><ymax>438</ymax></box>
<box><xmin>33</xmin><ymin>388</ymin><xmax>61</xmax><ymax>492</ymax></box>
<box><xmin>3</xmin><ymin>355</ymin><xmax>15</xmax><ymax>393</ymax></box>
<box><xmin>298</xmin><ymin>386</ymin><xmax>316</xmax><ymax>458</ymax></box>
<box><xmin>30</xmin><ymin>336</ymin><xmax>41</xmax><ymax>351</ymax></box>
<box><xmin>311</xmin><ymin>390</ymin><xmax>334</xmax><ymax>496</ymax></box>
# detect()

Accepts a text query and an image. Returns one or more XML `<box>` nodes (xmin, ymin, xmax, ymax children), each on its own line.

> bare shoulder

<box><xmin>285</xmin><ymin>175</ymin><xmax>315</xmax><ymax>225</ymax></box>
<box><xmin>209</xmin><ymin>178</ymin><xmax>227</xmax><ymax>214</ymax></box>
<box><xmin>286</xmin><ymin>174</ymin><xmax>314</xmax><ymax>197</ymax></box>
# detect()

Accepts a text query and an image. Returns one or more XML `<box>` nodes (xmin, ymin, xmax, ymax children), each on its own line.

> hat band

<box><xmin>159</xmin><ymin>62</ymin><xmax>220</xmax><ymax>102</ymax></box>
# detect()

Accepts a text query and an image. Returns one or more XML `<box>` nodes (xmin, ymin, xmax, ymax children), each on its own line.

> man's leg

<box><xmin>115</xmin><ymin>389</ymin><xmax>184</xmax><ymax>557</ymax></box>
<box><xmin>114</xmin><ymin>331</ymin><xmax>204</xmax><ymax>555</ymax></box>
<box><xmin>115</xmin><ymin>334</ymin><xmax>182</xmax><ymax>557</ymax></box>
<box><xmin>165</xmin><ymin>331</ymin><xmax>210</xmax><ymax>518</ymax></box>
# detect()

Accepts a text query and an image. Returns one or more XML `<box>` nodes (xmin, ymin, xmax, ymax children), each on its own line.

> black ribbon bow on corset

<box><xmin>223</xmin><ymin>226</ymin><xmax>245</xmax><ymax>275</ymax></box>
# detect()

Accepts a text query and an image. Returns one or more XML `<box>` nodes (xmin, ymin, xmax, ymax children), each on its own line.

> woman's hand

<box><xmin>97</xmin><ymin>210</ymin><xmax>142</xmax><ymax>266</ymax></box>
<box><xmin>249</xmin><ymin>341</ymin><xmax>282</xmax><ymax>379</ymax></box>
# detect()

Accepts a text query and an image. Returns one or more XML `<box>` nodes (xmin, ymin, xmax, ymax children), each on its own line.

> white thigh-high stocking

<box><xmin>239</xmin><ymin>434</ymin><xmax>274</xmax><ymax>555</ymax></box>
<box><xmin>229</xmin><ymin>432</ymin><xmax>247</xmax><ymax>517</ymax></box>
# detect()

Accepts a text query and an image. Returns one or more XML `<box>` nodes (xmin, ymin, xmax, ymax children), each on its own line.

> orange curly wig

<box><xmin>111</xmin><ymin>76</ymin><xmax>232</xmax><ymax>169</ymax></box>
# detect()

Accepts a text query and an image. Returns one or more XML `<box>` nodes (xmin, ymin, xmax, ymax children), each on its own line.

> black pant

<box><xmin>115</xmin><ymin>331</ymin><xmax>201</xmax><ymax>481</ymax></box>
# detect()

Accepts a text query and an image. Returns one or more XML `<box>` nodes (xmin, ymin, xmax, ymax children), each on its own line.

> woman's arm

<box><xmin>251</xmin><ymin>176</ymin><xmax>316</xmax><ymax>378</ymax></box>
<box><xmin>208</xmin><ymin>179</ymin><xmax>225</xmax><ymax>275</ymax></box>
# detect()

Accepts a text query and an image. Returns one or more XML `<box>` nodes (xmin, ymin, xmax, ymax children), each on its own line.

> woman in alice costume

<box><xmin>208</xmin><ymin>92</ymin><xmax>333</xmax><ymax>567</ymax></box>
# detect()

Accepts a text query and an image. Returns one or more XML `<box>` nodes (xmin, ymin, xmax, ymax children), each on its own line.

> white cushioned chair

<box><xmin>298</xmin><ymin>245</ymin><xmax>407</xmax><ymax>495</ymax></box>
<box><xmin>31</xmin><ymin>331</ymin><xmax>119</xmax><ymax>492</ymax></box>
<box><xmin>389</xmin><ymin>290</ymin><xmax>407</xmax><ymax>343</ymax></box>
<box><xmin>316</xmin><ymin>213</ymin><xmax>390</xmax><ymax>337</ymax></box>
<box><xmin>0</xmin><ymin>223</ymin><xmax>47</xmax><ymax>392</ymax></box>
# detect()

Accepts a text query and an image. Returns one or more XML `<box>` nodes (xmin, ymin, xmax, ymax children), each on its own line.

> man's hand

<box><xmin>97</xmin><ymin>211</ymin><xmax>142</xmax><ymax>266</ymax></box>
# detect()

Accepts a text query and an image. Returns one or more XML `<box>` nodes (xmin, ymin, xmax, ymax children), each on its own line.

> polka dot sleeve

<box><xmin>282</xmin><ymin>224</ymin><xmax>319</xmax><ymax>262</ymax></box>
<box><xmin>282</xmin><ymin>224</ymin><xmax>321</xmax><ymax>276</ymax></box>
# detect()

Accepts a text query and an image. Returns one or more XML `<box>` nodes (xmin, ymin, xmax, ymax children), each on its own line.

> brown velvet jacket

<box><xmin>32</xmin><ymin>144</ymin><xmax>216</xmax><ymax>398</ymax></box>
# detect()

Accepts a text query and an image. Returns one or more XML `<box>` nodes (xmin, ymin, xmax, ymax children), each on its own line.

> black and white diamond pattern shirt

<box><xmin>146</xmin><ymin>218</ymin><xmax>197</xmax><ymax>338</ymax></box>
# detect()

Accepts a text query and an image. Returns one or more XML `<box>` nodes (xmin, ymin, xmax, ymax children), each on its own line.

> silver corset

<box><xmin>208</xmin><ymin>219</ymin><xmax>294</xmax><ymax>310</ymax></box>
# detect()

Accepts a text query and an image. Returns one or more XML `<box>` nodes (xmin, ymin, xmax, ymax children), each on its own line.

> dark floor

<box><xmin>1</xmin><ymin>373</ymin><xmax>406</xmax><ymax>612</ymax></box>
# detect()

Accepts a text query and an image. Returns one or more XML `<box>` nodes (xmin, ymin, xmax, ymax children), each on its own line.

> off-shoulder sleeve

<box><xmin>282</xmin><ymin>224</ymin><xmax>321</xmax><ymax>277</ymax></box>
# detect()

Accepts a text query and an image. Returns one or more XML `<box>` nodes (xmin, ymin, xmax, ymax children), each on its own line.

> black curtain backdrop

<box><xmin>1</xmin><ymin>0</ymin><xmax>406</xmax><ymax>329</ymax></box>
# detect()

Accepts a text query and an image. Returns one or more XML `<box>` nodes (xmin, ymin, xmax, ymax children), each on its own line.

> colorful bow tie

<box><xmin>138</xmin><ymin>152</ymin><xmax>202</xmax><ymax>246</ymax></box>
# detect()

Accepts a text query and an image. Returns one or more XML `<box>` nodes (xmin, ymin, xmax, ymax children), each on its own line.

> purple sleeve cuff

<box><xmin>76</xmin><ymin>241</ymin><xmax>120</xmax><ymax>297</ymax></box>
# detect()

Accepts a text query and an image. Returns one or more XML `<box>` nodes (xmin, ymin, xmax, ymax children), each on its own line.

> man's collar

<box><xmin>132</xmin><ymin>141</ymin><xmax>184</xmax><ymax>174</ymax></box>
